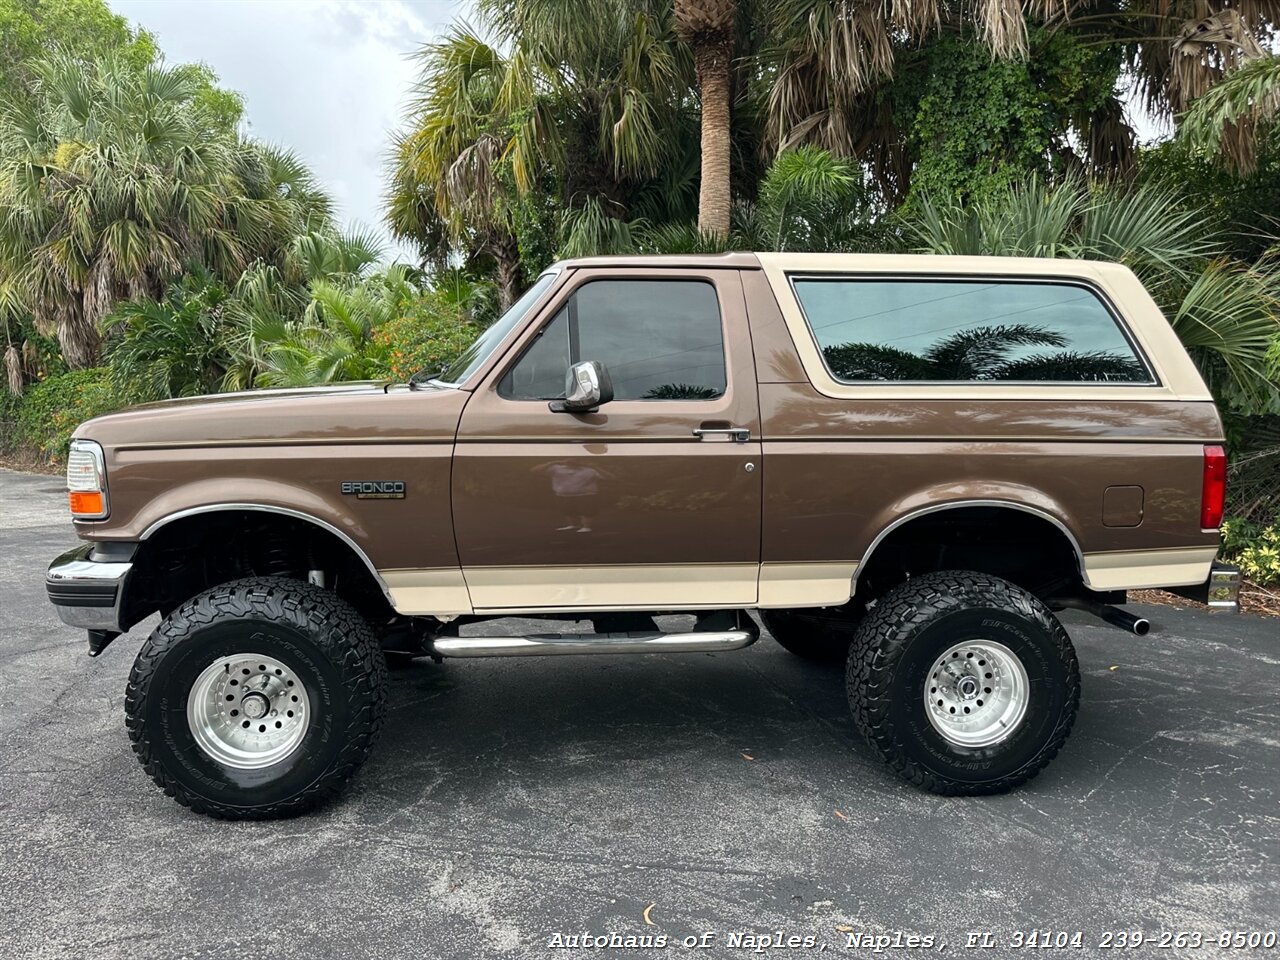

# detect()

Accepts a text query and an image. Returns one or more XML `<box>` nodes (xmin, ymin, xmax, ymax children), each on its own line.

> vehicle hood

<box><xmin>74</xmin><ymin>382</ymin><xmax>469</xmax><ymax>449</ymax></box>
<box><xmin>128</xmin><ymin>381</ymin><xmax>394</xmax><ymax>411</ymax></box>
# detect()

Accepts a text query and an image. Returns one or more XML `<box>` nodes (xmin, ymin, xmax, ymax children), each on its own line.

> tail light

<box><xmin>67</xmin><ymin>439</ymin><xmax>109</xmax><ymax>519</ymax></box>
<box><xmin>1201</xmin><ymin>444</ymin><xmax>1226</xmax><ymax>530</ymax></box>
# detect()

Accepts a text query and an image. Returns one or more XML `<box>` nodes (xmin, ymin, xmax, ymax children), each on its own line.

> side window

<box><xmin>499</xmin><ymin>279</ymin><xmax>727</xmax><ymax>400</ymax></box>
<box><xmin>791</xmin><ymin>278</ymin><xmax>1152</xmax><ymax>384</ymax></box>
<box><xmin>501</xmin><ymin>306</ymin><xmax>570</xmax><ymax>400</ymax></box>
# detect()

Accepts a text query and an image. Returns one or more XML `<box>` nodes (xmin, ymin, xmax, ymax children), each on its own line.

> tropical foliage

<box><xmin>374</xmin><ymin>289</ymin><xmax>484</xmax><ymax>384</ymax></box>
<box><xmin>0</xmin><ymin>49</ymin><xmax>324</xmax><ymax>368</ymax></box>
<box><xmin>898</xmin><ymin>176</ymin><xmax>1280</xmax><ymax>413</ymax></box>
<box><xmin>1222</xmin><ymin>517</ymin><xmax>1280</xmax><ymax>584</ymax></box>
<box><xmin>253</xmin><ymin>267</ymin><xmax>417</xmax><ymax>388</ymax></box>
<box><xmin>0</xmin><ymin>0</ymin><xmax>160</xmax><ymax>109</ymax></box>
<box><xmin>387</xmin><ymin>0</ymin><xmax>1280</xmax><ymax>270</ymax></box>
<box><xmin>102</xmin><ymin>269</ymin><xmax>232</xmax><ymax>401</ymax></box>
<box><xmin>11</xmin><ymin>365</ymin><xmax>133</xmax><ymax>461</ymax></box>
<box><xmin>1182</xmin><ymin>54</ymin><xmax>1280</xmax><ymax>172</ymax></box>
<box><xmin>3</xmin><ymin>0</ymin><xmax>1280</xmax><ymax>581</ymax></box>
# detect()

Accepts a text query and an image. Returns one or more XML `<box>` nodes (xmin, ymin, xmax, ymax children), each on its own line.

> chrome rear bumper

<box><xmin>1168</xmin><ymin>560</ymin><xmax>1241</xmax><ymax>613</ymax></box>
<box><xmin>1205</xmin><ymin>561</ymin><xmax>1242</xmax><ymax>611</ymax></box>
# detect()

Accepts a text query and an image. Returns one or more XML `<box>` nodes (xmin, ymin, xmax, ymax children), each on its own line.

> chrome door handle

<box><xmin>693</xmin><ymin>426</ymin><xmax>750</xmax><ymax>442</ymax></box>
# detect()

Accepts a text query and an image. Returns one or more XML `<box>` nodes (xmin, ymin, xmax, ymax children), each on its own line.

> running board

<box><xmin>431</xmin><ymin>624</ymin><xmax>759</xmax><ymax>659</ymax></box>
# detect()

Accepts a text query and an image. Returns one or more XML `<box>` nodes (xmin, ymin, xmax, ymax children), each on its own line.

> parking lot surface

<box><xmin>1</xmin><ymin>467</ymin><xmax>1277</xmax><ymax>959</ymax></box>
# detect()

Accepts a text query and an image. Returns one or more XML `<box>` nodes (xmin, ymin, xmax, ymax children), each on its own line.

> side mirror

<box><xmin>549</xmin><ymin>360</ymin><xmax>613</xmax><ymax>413</ymax></box>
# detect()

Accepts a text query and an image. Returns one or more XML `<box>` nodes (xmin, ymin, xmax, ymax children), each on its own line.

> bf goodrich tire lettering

<box><xmin>125</xmin><ymin>577</ymin><xmax>387</xmax><ymax>820</ymax></box>
<box><xmin>847</xmin><ymin>570</ymin><xmax>1080</xmax><ymax>795</ymax></box>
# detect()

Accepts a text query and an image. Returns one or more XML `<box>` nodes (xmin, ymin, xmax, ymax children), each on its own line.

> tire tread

<box><xmin>846</xmin><ymin>570</ymin><xmax>1080</xmax><ymax>796</ymax></box>
<box><xmin>125</xmin><ymin>576</ymin><xmax>387</xmax><ymax>820</ymax></box>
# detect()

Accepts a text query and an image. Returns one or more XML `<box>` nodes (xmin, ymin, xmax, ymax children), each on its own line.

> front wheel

<box><xmin>847</xmin><ymin>570</ymin><xmax>1079</xmax><ymax>795</ymax></box>
<box><xmin>126</xmin><ymin>577</ymin><xmax>387</xmax><ymax>819</ymax></box>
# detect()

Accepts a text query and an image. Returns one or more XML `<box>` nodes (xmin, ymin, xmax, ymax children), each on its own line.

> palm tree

<box><xmin>0</xmin><ymin>51</ymin><xmax>327</xmax><ymax>368</ymax></box>
<box><xmin>219</xmin><ymin>262</ymin><xmax>307</xmax><ymax>392</ymax></box>
<box><xmin>389</xmin><ymin>3</ymin><xmax>690</xmax><ymax>299</ymax></box>
<box><xmin>390</xmin><ymin>29</ymin><xmax>525</xmax><ymax>309</ymax></box>
<box><xmin>643</xmin><ymin>382</ymin><xmax>723</xmax><ymax>398</ymax></box>
<box><xmin>673</xmin><ymin>0</ymin><xmax>739</xmax><ymax>238</ymax></box>
<box><xmin>565</xmin><ymin>146</ymin><xmax>880</xmax><ymax>256</ymax></box>
<box><xmin>736</xmin><ymin>145</ymin><xmax>878</xmax><ymax>251</ymax></box>
<box><xmin>899</xmin><ymin>176</ymin><xmax>1280</xmax><ymax>412</ymax></box>
<box><xmin>287</xmin><ymin>228</ymin><xmax>384</xmax><ymax>285</ymax></box>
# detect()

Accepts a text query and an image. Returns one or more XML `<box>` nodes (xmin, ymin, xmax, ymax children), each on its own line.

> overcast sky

<box><xmin>107</xmin><ymin>1</ymin><xmax>1167</xmax><ymax>262</ymax></box>
<box><xmin>108</xmin><ymin>0</ymin><xmax>472</xmax><ymax>261</ymax></box>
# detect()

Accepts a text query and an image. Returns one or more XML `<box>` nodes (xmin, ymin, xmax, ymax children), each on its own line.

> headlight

<box><xmin>66</xmin><ymin>439</ymin><xmax>109</xmax><ymax>519</ymax></box>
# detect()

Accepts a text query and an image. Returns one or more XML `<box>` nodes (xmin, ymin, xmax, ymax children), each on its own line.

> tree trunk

<box><xmin>58</xmin><ymin>296</ymin><xmax>101</xmax><ymax>370</ymax></box>
<box><xmin>694</xmin><ymin>41</ymin><xmax>733</xmax><ymax>240</ymax></box>
<box><xmin>491</xmin><ymin>234</ymin><xmax>523</xmax><ymax>312</ymax></box>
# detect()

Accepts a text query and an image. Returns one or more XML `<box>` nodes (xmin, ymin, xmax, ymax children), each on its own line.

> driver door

<box><xmin>452</xmin><ymin>267</ymin><xmax>762</xmax><ymax>613</ymax></box>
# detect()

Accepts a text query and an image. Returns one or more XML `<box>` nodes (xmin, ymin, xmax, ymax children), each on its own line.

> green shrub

<box><xmin>372</xmin><ymin>292</ymin><xmax>479</xmax><ymax>382</ymax></box>
<box><xmin>102</xmin><ymin>273</ymin><xmax>233</xmax><ymax>401</ymax></box>
<box><xmin>1221</xmin><ymin>517</ymin><xmax>1280</xmax><ymax>585</ymax></box>
<box><xmin>0</xmin><ymin>390</ymin><xmax>22</xmax><ymax>454</ymax></box>
<box><xmin>15</xmin><ymin>367</ymin><xmax>136</xmax><ymax>465</ymax></box>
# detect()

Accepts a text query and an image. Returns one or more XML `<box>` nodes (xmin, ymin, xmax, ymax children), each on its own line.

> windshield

<box><xmin>435</xmin><ymin>271</ymin><xmax>559</xmax><ymax>386</ymax></box>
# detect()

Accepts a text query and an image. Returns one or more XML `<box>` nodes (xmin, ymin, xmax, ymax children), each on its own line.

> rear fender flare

<box><xmin>855</xmin><ymin>493</ymin><xmax>1086</xmax><ymax>590</ymax></box>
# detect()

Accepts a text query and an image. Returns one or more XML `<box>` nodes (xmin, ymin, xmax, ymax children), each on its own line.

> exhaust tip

<box><xmin>1132</xmin><ymin>618</ymin><xmax>1151</xmax><ymax>636</ymax></box>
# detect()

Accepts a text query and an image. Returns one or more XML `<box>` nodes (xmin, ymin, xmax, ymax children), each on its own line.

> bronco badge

<box><xmin>340</xmin><ymin>481</ymin><xmax>406</xmax><ymax>499</ymax></box>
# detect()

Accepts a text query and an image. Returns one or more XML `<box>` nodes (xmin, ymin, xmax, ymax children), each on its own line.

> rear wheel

<box><xmin>760</xmin><ymin>607</ymin><xmax>862</xmax><ymax>664</ymax></box>
<box><xmin>126</xmin><ymin>577</ymin><xmax>387</xmax><ymax>819</ymax></box>
<box><xmin>847</xmin><ymin>570</ymin><xmax>1079</xmax><ymax>795</ymax></box>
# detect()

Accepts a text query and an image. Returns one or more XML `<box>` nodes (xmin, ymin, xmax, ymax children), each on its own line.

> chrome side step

<box><xmin>432</xmin><ymin>626</ymin><xmax>759</xmax><ymax>659</ymax></box>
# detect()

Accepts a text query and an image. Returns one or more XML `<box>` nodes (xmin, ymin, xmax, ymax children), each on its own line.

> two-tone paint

<box><xmin>66</xmin><ymin>252</ymin><xmax>1225</xmax><ymax>619</ymax></box>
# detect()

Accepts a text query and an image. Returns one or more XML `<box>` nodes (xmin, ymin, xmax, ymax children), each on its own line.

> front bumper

<box><xmin>1168</xmin><ymin>560</ymin><xmax>1242</xmax><ymax>613</ymax></box>
<box><xmin>46</xmin><ymin>544</ymin><xmax>133</xmax><ymax>634</ymax></box>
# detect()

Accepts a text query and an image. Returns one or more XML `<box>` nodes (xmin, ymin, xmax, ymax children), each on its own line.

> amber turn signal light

<box><xmin>69</xmin><ymin>490</ymin><xmax>105</xmax><ymax>516</ymax></box>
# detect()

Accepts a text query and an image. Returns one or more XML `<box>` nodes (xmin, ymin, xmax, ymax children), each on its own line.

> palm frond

<box><xmin>558</xmin><ymin>198</ymin><xmax>640</xmax><ymax>258</ymax></box>
<box><xmin>1181</xmin><ymin>54</ymin><xmax>1280</xmax><ymax>173</ymax></box>
<box><xmin>1172</xmin><ymin>259</ymin><xmax>1280</xmax><ymax>412</ymax></box>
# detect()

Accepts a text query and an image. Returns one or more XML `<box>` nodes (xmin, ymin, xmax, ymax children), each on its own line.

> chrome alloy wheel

<box><xmin>924</xmin><ymin>640</ymin><xmax>1029</xmax><ymax>748</ymax></box>
<box><xmin>187</xmin><ymin>654</ymin><xmax>311</xmax><ymax>769</ymax></box>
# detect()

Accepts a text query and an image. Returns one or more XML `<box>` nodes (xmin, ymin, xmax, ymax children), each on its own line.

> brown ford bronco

<box><xmin>47</xmin><ymin>252</ymin><xmax>1240</xmax><ymax>819</ymax></box>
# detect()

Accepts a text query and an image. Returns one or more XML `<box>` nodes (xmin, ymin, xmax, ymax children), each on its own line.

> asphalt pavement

<box><xmin>1</xmin><ymin>467</ymin><xmax>1277</xmax><ymax>959</ymax></box>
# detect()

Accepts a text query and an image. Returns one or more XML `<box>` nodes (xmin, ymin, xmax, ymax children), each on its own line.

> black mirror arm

<box><xmin>547</xmin><ymin>400</ymin><xmax>601</xmax><ymax>414</ymax></box>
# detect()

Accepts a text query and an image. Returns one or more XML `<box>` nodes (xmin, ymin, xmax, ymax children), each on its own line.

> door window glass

<box><xmin>500</xmin><ymin>279</ymin><xmax>726</xmax><ymax>400</ymax></box>
<box><xmin>500</xmin><ymin>306</ymin><xmax>570</xmax><ymax>400</ymax></box>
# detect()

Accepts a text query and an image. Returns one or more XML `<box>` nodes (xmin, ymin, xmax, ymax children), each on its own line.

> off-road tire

<box><xmin>126</xmin><ymin>576</ymin><xmax>387</xmax><ymax>819</ymax></box>
<box><xmin>847</xmin><ymin>570</ymin><xmax>1079</xmax><ymax>795</ymax></box>
<box><xmin>760</xmin><ymin>608</ymin><xmax>862</xmax><ymax>664</ymax></box>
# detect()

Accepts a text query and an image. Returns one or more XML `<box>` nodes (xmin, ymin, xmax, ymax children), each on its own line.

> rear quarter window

<box><xmin>790</xmin><ymin>277</ymin><xmax>1153</xmax><ymax>384</ymax></box>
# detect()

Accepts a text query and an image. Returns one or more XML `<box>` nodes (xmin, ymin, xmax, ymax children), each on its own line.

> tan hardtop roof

<box><xmin>554</xmin><ymin>251</ymin><xmax>1133</xmax><ymax>278</ymax></box>
<box><xmin>555</xmin><ymin>252</ymin><xmax>761</xmax><ymax>270</ymax></box>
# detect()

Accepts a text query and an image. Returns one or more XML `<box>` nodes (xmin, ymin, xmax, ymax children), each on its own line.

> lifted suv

<box><xmin>48</xmin><ymin>253</ymin><xmax>1240</xmax><ymax>818</ymax></box>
